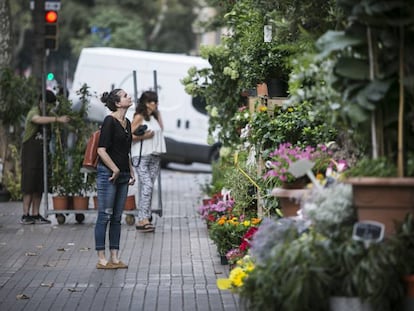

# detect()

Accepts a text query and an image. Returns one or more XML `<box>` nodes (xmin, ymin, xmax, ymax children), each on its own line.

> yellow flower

<box><xmin>217</xmin><ymin>278</ymin><xmax>232</xmax><ymax>290</ymax></box>
<box><xmin>258</xmin><ymin>105</ymin><xmax>267</xmax><ymax>112</ymax></box>
<box><xmin>242</xmin><ymin>220</ymin><xmax>251</xmax><ymax>227</ymax></box>
<box><xmin>288</xmin><ymin>107</ymin><xmax>294</xmax><ymax>112</ymax></box>
<box><xmin>316</xmin><ymin>173</ymin><xmax>324</xmax><ymax>180</ymax></box>
<box><xmin>229</xmin><ymin>267</ymin><xmax>246</xmax><ymax>287</ymax></box>
<box><xmin>217</xmin><ymin>217</ymin><xmax>226</xmax><ymax>225</ymax></box>
<box><xmin>251</xmin><ymin>218</ymin><xmax>262</xmax><ymax>225</ymax></box>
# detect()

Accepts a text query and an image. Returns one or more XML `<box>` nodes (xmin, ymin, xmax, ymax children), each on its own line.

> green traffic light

<box><xmin>47</xmin><ymin>73</ymin><xmax>54</xmax><ymax>81</ymax></box>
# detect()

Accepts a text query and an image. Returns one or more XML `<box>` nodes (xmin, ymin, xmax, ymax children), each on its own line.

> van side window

<box><xmin>192</xmin><ymin>96</ymin><xmax>207</xmax><ymax>115</ymax></box>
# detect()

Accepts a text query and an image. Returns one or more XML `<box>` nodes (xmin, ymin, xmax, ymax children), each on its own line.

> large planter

<box><xmin>271</xmin><ymin>188</ymin><xmax>310</xmax><ymax>217</ymax></box>
<box><xmin>329</xmin><ymin>296</ymin><xmax>373</xmax><ymax>311</ymax></box>
<box><xmin>345</xmin><ymin>177</ymin><xmax>414</xmax><ymax>236</ymax></box>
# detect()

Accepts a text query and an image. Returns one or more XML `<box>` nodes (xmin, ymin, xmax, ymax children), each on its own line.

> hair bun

<box><xmin>101</xmin><ymin>92</ymin><xmax>109</xmax><ymax>103</ymax></box>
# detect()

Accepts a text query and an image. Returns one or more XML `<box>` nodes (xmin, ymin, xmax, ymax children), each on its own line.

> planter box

<box><xmin>271</xmin><ymin>188</ymin><xmax>310</xmax><ymax>217</ymax></box>
<box><xmin>346</xmin><ymin>177</ymin><xmax>414</xmax><ymax>236</ymax></box>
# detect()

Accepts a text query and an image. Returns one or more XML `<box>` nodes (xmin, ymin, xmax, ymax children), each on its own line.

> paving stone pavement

<box><xmin>0</xmin><ymin>167</ymin><xmax>241</xmax><ymax>311</ymax></box>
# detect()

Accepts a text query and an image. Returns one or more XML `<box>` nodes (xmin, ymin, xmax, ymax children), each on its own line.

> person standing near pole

<box><xmin>20</xmin><ymin>90</ymin><xmax>70</xmax><ymax>224</ymax></box>
<box><xmin>95</xmin><ymin>88</ymin><xmax>135</xmax><ymax>269</ymax></box>
<box><xmin>131</xmin><ymin>90</ymin><xmax>166</xmax><ymax>232</ymax></box>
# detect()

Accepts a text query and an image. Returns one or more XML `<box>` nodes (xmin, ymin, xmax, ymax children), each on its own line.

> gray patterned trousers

<box><xmin>134</xmin><ymin>154</ymin><xmax>161</xmax><ymax>222</ymax></box>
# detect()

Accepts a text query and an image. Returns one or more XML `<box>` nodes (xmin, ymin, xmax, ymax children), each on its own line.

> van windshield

<box><xmin>192</xmin><ymin>96</ymin><xmax>207</xmax><ymax>115</ymax></box>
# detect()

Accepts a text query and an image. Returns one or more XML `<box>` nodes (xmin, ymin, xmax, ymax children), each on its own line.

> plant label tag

<box><xmin>288</xmin><ymin>159</ymin><xmax>314</xmax><ymax>178</ymax></box>
<box><xmin>288</xmin><ymin>159</ymin><xmax>323</xmax><ymax>191</ymax></box>
<box><xmin>352</xmin><ymin>221</ymin><xmax>384</xmax><ymax>246</ymax></box>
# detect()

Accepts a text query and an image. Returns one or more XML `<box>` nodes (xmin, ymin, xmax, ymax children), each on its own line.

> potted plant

<box><xmin>313</xmin><ymin>0</ymin><xmax>414</xmax><ymax>235</ymax></box>
<box><xmin>234</xmin><ymin>183</ymin><xmax>409</xmax><ymax>311</ymax></box>
<box><xmin>208</xmin><ymin>214</ymin><xmax>261</xmax><ymax>264</ymax></box>
<box><xmin>50</xmin><ymin>85</ymin><xmax>96</xmax><ymax>211</ymax></box>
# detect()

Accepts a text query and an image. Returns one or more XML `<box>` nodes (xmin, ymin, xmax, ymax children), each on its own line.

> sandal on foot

<box><xmin>135</xmin><ymin>223</ymin><xmax>155</xmax><ymax>232</ymax></box>
<box><xmin>111</xmin><ymin>261</ymin><xmax>128</xmax><ymax>269</ymax></box>
<box><xmin>96</xmin><ymin>262</ymin><xmax>116</xmax><ymax>269</ymax></box>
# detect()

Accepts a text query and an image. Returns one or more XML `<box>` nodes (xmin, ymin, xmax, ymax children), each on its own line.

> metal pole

<box><xmin>63</xmin><ymin>60</ymin><xmax>69</xmax><ymax>97</ymax></box>
<box><xmin>42</xmin><ymin>51</ymin><xmax>49</xmax><ymax>216</ymax></box>
<box><xmin>153</xmin><ymin>70</ymin><xmax>163</xmax><ymax>215</ymax></box>
<box><xmin>133</xmin><ymin>70</ymin><xmax>138</xmax><ymax>105</ymax></box>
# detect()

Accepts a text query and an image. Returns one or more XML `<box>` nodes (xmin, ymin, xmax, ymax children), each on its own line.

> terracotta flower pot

<box><xmin>52</xmin><ymin>196</ymin><xmax>70</xmax><ymax>211</ymax></box>
<box><xmin>124</xmin><ymin>195</ymin><xmax>136</xmax><ymax>211</ymax></box>
<box><xmin>93</xmin><ymin>196</ymin><xmax>98</xmax><ymax>210</ymax></box>
<box><xmin>72</xmin><ymin>196</ymin><xmax>89</xmax><ymax>210</ymax></box>
<box><xmin>405</xmin><ymin>275</ymin><xmax>414</xmax><ymax>297</ymax></box>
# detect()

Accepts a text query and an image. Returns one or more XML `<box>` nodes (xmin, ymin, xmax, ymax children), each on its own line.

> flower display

<box><xmin>263</xmin><ymin>142</ymin><xmax>334</xmax><ymax>186</ymax></box>
<box><xmin>209</xmin><ymin>215</ymin><xmax>261</xmax><ymax>255</ymax></box>
<box><xmin>217</xmin><ymin>255</ymin><xmax>255</xmax><ymax>292</ymax></box>
<box><xmin>197</xmin><ymin>197</ymin><xmax>234</xmax><ymax>224</ymax></box>
<box><xmin>225</xmin><ymin>226</ymin><xmax>259</xmax><ymax>264</ymax></box>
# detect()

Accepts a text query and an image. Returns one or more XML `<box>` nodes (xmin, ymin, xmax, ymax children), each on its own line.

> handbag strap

<box><xmin>137</xmin><ymin>140</ymin><xmax>143</xmax><ymax>166</ymax></box>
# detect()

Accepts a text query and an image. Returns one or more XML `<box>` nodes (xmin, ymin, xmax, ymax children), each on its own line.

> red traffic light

<box><xmin>45</xmin><ymin>10</ymin><xmax>58</xmax><ymax>24</ymax></box>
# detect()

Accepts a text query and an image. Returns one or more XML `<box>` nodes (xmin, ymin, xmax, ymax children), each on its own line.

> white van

<box><xmin>70</xmin><ymin>47</ymin><xmax>220</xmax><ymax>166</ymax></box>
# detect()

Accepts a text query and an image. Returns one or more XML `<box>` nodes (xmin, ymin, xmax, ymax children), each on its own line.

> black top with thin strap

<box><xmin>98</xmin><ymin>115</ymin><xmax>132</xmax><ymax>172</ymax></box>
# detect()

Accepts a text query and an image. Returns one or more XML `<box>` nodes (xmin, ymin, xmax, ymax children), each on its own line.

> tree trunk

<box><xmin>0</xmin><ymin>0</ymin><xmax>12</xmax><ymax>182</ymax></box>
<box><xmin>0</xmin><ymin>0</ymin><xmax>12</xmax><ymax>67</ymax></box>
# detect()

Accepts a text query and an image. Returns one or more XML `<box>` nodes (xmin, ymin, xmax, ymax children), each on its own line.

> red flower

<box><xmin>239</xmin><ymin>227</ymin><xmax>258</xmax><ymax>251</ymax></box>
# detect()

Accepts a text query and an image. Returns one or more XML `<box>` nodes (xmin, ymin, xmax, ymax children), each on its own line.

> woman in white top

<box><xmin>131</xmin><ymin>90</ymin><xmax>166</xmax><ymax>232</ymax></box>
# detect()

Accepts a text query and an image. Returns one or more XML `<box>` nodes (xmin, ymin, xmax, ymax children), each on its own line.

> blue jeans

<box><xmin>95</xmin><ymin>163</ymin><xmax>130</xmax><ymax>251</ymax></box>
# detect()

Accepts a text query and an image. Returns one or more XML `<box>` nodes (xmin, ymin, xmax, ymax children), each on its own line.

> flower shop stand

<box><xmin>346</xmin><ymin>177</ymin><xmax>414</xmax><ymax>237</ymax></box>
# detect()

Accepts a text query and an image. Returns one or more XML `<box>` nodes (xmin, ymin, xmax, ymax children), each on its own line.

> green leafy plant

<box><xmin>315</xmin><ymin>0</ymin><xmax>414</xmax><ymax>176</ymax></box>
<box><xmin>50</xmin><ymin>84</ymin><xmax>97</xmax><ymax>196</ymax></box>
<box><xmin>209</xmin><ymin>214</ymin><xmax>261</xmax><ymax>256</ymax></box>
<box><xmin>238</xmin><ymin>190</ymin><xmax>410</xmax><ymax>311</ymax></box>
<box><xmin>3</xmin><ymin>144</ymin><xmax>22</xmax><ymax>201</ymax></box>
<box><xmin>344</xmin><ymin>157</ymin><xmax>397</xmax><ymax>178</ymax></box>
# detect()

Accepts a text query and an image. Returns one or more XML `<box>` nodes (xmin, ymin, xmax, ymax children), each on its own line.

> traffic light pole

<box><xmin>42</xmin><ymin>51</ymin><xmax>49</xmax><ymax>217</ymax></box>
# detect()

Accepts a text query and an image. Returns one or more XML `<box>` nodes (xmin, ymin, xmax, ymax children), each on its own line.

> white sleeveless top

<box><xmin>131</xmin><ymin>115</ymin><xmax>166</xmax><ymax>157</ymax></box>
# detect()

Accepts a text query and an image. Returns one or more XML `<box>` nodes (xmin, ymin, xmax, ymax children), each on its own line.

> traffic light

<box><xmin>46</xmin><ymin>72</ymin><xmax>55</xmax><ymax>81</ymax></box>
<box><xmin>44</xmin><ymin>10</ymin><xmax>58</xmax><ymax>50</ymax></box>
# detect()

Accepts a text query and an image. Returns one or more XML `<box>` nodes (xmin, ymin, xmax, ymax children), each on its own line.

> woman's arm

<box><xmin>31</xmin><ymin>114</ymin><xmax>70</xmax><ymax>124</ymax></box>
<box><xmin>97</xmin><ymin>147</ymin><xmax>120</xmax><ymax>181</ymax></box>
<box><xmin>155</xmin><ymin>110</ymin><xmax>164</xmax><ymax>130</ymax></box>
<box><xmin>131</xmin><ymin>113</ymin><xmax>154</xmax><ymax>141</ymax></box>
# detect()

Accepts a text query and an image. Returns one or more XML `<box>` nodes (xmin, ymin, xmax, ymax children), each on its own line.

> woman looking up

<box><xmin>95</xmin><ymin>88</ymin><xmax>135</xmax><ymax>269</ymax></box>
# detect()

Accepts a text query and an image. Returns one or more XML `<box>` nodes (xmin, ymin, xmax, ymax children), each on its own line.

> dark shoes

<box><xmin>20</xmin><ymin>214</ymin><xmax>51</xmax><ymax>225</ymax></box>
<box><xmin>135</xmin><ymin>223</ymin><xmax>155</xmax><ymax>232</ymax></box>
<box><xmin>20</xmin><ymin>215</ymin><xmax>35</xmax><ymax>225</ymax></box>
<box><xmin>32</xmin><ymin>215</ymin><xmax>51</xmax><ymax>224</ymax></box>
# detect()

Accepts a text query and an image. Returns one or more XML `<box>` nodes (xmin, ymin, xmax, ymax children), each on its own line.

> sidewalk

<box><xmin>0</xmin><ymin>168</ymin><xmax>240</xmax><ymax>311</ymax></box>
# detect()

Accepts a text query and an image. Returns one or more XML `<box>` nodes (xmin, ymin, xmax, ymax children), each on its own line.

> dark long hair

<box><xmin>135</xmin><ymin>90</ymin><xmax>158</xmax><ymax>121</ymax></box>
